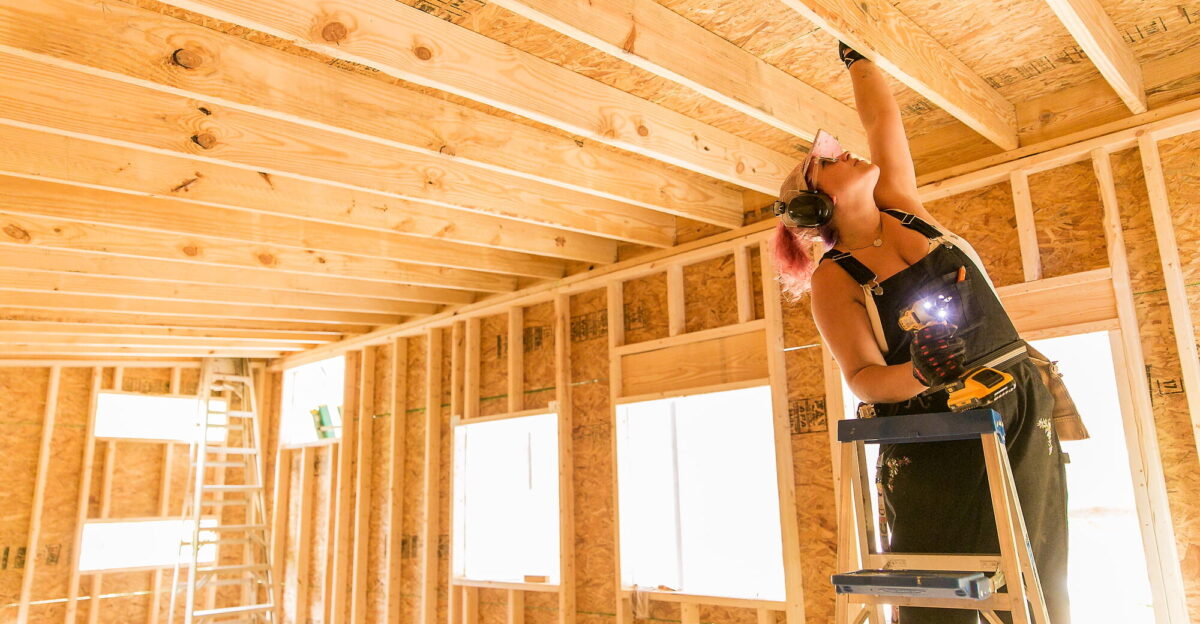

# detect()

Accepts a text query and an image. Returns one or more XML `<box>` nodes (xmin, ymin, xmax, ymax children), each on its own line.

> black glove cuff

<box><xmin>838</xmin><ymin>41</ymin><xmax>867</xmax><ymax>69</ymax></box>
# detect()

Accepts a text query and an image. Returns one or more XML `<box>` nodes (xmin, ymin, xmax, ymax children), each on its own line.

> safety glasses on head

<box><xmin>772</xmin><ymin>130</ymin><xmax>842</xmax><ymax>228</ymax></box>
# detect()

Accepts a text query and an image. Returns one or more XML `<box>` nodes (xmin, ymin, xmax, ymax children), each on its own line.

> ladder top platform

<box><xmin>837</xmin><ymin>409</ymin><xmax>1004</xmax><ymax>445</ymax></box>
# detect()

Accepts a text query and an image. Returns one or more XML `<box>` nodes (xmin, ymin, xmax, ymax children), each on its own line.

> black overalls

<box><xmin>821</xmin><ymin>210</ymin><xmax>1070</xmax><ymax>624</ymax></box>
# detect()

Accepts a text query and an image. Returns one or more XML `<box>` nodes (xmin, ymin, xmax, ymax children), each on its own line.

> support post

<box><xmin>18</xmin><ymin>365</ymin><xmax>61</xmax><ymax>623</ymax></box>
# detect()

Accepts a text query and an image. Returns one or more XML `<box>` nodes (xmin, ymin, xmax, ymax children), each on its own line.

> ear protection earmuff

<box><xmin>771</xmin><ymin>191</ymin><xmax>834</xmax><ymax>228</ymax></box>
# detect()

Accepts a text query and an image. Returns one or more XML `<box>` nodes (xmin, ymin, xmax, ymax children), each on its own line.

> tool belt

<box><xmin>858</xmin><ymin>340</ymin><xmax>1089</xmax><ymax>441</ymax></box>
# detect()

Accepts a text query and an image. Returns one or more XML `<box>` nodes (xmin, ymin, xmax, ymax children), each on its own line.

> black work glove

<box><xmin>910</xmin><ymin>322</ymin><xmax>966</xmax><ymax>387</ymax></box>
<box><xmin>839</xmin><ymin>41</ymin><xmax>867</xmax><ymax>69</ymax></box>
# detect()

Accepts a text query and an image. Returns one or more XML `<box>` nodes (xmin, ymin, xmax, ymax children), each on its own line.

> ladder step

<box><xmin>202</xmin><ymin>485</ymin><xmax>263</xmax><ymax>493</ymax></box>
<box><xmin>195</xmin><ymin>537</ymin><xmax>253</xmax><ymax>546</ymax></box>
<box><xmin>195</xmin><ymin>460</ymin><xmax>246</xmax><ymax>468</ymax></box>
<box><xmin>192</xmin><ymin>603</ymin><xmax>274</xmax><ymax>618</ymax></box>
<box><xmin>226</xmin><ymin>410</ymin><xmax>256</xmax><ymax>418</ymax></box>
<box><xmin>832</xmin><ymin>569</ymin><xmax>994</xmax><ymax>600</ymax></box>
<box><xmin>205</xmin><ymin>446</ymin><xmax>257</xmax><ymax>454</ymax></box>
<box><xmin>197</xmin><ymin>563</ymin><xmax>269</xmax><ymax>575</ymax></box>
<box><xmin>208</xmin><ymin>524</ymin><xmax>268</xmax><ymax>532</ymax></box>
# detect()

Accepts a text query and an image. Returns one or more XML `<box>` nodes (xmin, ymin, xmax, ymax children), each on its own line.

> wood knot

<box><xmin>636</xmin><ymin>125</ymin><xmax>649</xmax><ymax>137</ymax></box>
<box><xmin>171</xmin><ymin>48</ymin><xmax>203</xmax><ymax>69</ymax></box>
<box><xmin>322</xmin><ymin>21</ymin><xmax>348</xmax><ymax>43</ymax></box>
<box><xmin>3</xmin><ymin>223</ymin><xmax>30</xmax><ymax>242</ymax></box>
<box><xmin>257</xmin><ymin>252</ymin><xmax>277</xmax><ymax>266</ymax></box>
<box><xmin>736</xmin><ymin>161</ymin><xmax>745</xmax><ymax>174</ymax></box>
<box><xmin>191</xmin><ymin>133</ymin><xmax>217</xmax><ymax>149</ymax></box>
<box><xmin>414</xmin><ymin>46</ymin><xmax>433</xmax><ymax>61</ymax></box>
<box><xmin>181</xmin><ymin>244</ymin><xmax>200</xmax><ymax>257</ymax></box>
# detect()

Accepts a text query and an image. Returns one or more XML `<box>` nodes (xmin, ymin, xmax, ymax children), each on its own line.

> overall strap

<box><xmin>882</xmin><ymin>209</ymin><xmax>945</xmax><ymax>240</ymax></box>
<box><xmin>820</xmin><ymin>250</ymin><xmax>889</xmax><ymax>354</ymax></box>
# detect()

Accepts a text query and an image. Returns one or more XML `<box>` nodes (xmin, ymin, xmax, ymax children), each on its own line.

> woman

<box><xmin>771</xmin><ymin>45</ymin><xmax>1070</xmax><ymax>623</ymax></box>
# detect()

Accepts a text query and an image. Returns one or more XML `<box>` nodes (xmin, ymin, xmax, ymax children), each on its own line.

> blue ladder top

<box><xmin>837</xmin><ymin>409</ymin><xmax>1005</xmax><ymax>445</ymax></box>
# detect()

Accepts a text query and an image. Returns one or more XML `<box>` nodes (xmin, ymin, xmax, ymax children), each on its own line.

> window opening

<box><xmin>94</xmin><ymin>392</ymin><xmax>226</xmax><ymax>443</ymax></box>
<box><xmin>280</xmin><ymin>355</ymin><xmax>345</xmax><ymax>446</ymax></box>
<box><xmin>79</xmin><ymin>518</ymin><xmax>217</xmax><ymax>572</ymax></box>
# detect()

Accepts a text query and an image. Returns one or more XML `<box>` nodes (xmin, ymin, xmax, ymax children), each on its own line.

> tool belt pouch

<box><xmin>1026</xmin><ymin>344</ymin><xmax>1089</xmax><ymax>441</ymax></box>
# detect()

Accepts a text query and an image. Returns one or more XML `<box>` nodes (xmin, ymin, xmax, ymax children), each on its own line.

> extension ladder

<box><xmin>831</xmin><ymin>410</ymin><xmax>1050</xmax><ymax>624</ymax></box>
<box><xmin>168</xmin><ymin>358</ymin><xmax>276</xmax><ymax>623</ymax></box>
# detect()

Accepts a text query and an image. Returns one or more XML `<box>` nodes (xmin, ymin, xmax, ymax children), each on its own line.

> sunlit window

<box><xmin>452</xmin><ymin>413</ymin><xmax>560</xmax><ymax>583</ymax></box>
<box><xmin>79</xmin><ymin>519</ymin><xmax>217</xmax><ymax>572</ymax></box>
<box><xmin>280</xmin><ymin>356</ymin><xmax>345</xmax><ymax>446</ymax></box>
<box><xmin>617</xmin><ymin>385</ymin><xmax>785</xmax><ymax>601</ymax></box>
<box><xmin>94</xmin><ymin>392</ymin><xmax>226</xmax><ymax>443</ymax></box>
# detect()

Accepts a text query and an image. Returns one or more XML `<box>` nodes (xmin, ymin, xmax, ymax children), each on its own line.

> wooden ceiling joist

<box><xmin>0</xmin><ymin>268</ymin><xmax>436</xmax><ymax>317</ymax></box>
<box><xmin>487</xmin><ymin>0</ymin><xmax>868</xmax><ymax>154</ymax></box>
<box><xmin>777</xmin><ymin>0</ymin><xmax>1020</xmax><ymax>151</ymax></box>
<box><xmin>0</xmin><ymin>247</ymin><xmax>476</xmax><ymax>306</ymax></box>
<box><xmin>0</xmin><ymin>344</ymin><xmax>292</xmax><ymax>358</ymax></box>
<box><xmin>0</xmin><ymin>310</ymin><xmax>373</xmax><ymax>335</ymax></box>
<box><xmin>1042</xmin><ymin>0</ymin><xmax>1147</xmax><ymax>114</ymax></box>
<box><xmin>0</xmin><ymin>291</ymin><xmax>404</xmax><ymax>326</ymax></box>
<box><xmin>0</xmin><ymin>334</ymin><xmax>310</xmax><ymax>351</ymax></box>
<box><xmin>154</xmin><ymin>0</ymin><xmax>800</xmax><ymax>195</ymax></box>
<box><xmin>0</xmin><ymin>321</ymin><xmax>340</xmax><ymax>344</ymax></box>
<box><xmin>0</xmin><ymin>128</ymin><xmax>616</xmax><ymax>266</ymax></box>
<box><xmin>0</xmin><ymin>53</ymin><xmax>675</xmax><ymax>250</ymax></box>
<box><xmin>0</xmin><ymin>0</ymin><xmax>743</xmax><ymax>230</ymax></box>
<box><xmin>0</xmin><ymin>209</ymin><xmax>518</xmax><ymax>294</ymax></box>
<box><xmin>1</xmin><ymin>175</ymin><xmax>566</xmax><ymax>280</ymax></box>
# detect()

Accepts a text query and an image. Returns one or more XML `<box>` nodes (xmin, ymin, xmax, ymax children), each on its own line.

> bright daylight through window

<box><xmin>280</xmin><ymin>356</ymin><xmax>345</xmax><ymax>446</ymax></box>
<box><xmin>94</xmin><ymin>392</ymin><xmax>226</xmax><ymax>443</ymax></box>
<box><xmin>617</xmin><ymin>385</ymin><xmax>785</xmax><ymax>601</ymax></box>
<box><xmin>452</xmin><ymin>412</ymin><xmax>560</xmax><ymax>583</ymax></box>
<box><xmin>79</xmin><ymin>519</ymin><xmax>217</xmax><ymax>572</ymax></box>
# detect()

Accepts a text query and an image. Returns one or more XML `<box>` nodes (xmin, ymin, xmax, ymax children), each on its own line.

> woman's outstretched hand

<box><xmin>838</xmin><ymin>42</ymin><xmax>867</xmax><ymax>69</ymax></box>
<box><xmin>909</xmin><ymin>322</ymin><xmax>966</xmax><ymax>386</ymax></box>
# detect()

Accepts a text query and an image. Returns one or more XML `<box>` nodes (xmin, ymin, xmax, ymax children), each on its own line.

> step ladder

<box><xmin>167</xmin><ymin>358</ymin><xmax>277</xmax><ymax>623</ymax></box>
<box><xmin>831</xmin><ymin>409</ymin><xmax>1050</xmax><ymax>624</ymax></box>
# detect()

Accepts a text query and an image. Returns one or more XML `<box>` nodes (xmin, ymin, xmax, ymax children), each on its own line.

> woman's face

<box><xmin>807</xmin><ymin>151</ymin><xmax>880</xmax><ymax>200</ymax></box>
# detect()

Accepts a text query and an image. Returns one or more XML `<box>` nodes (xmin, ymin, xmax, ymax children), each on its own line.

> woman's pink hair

<box><xmin>770</xmin><ymin>221</ymin><xmax>838</xmax><ymax>299</ymax></box>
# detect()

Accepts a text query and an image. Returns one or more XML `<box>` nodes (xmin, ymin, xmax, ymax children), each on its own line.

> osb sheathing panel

<box><xmin>0</xmin><ymin>367</ymin><xmax>50</xmax><ymax>608</ymax></box>
<box><xmin>310</xmin><ymin>445</ymin><xmax>334</xmax><ymax>620</ymax></box>
<box><xmin>924</xmin><ymin>181</ymin><xmax>1025</xmax><ymax>288</ymax></box>
<box><xmin>400</xmin><ymin>336</ymin><xmax>427</xmax><ymax>624</ymax></box>
<box><xmin>282</xmin><ymin>450</ymin><xmax>302</xmax><ymax>624</ymax></box>
<box><xmin>1028</xmin><ymin>160</ymin><xmax>1109</xmax><ymax>279</ymax></box>
<box><xmin>683</xmin><ymin>255</ymin><xmax>739</xmax><ymax>333</ymax></box>
<box><xmin>622</xmin><ymin>273</ymin><xmax>668</xmax><ymax>345</ymax></box>
<box><xmin>524</xmin><ymin>302</ymin><xmax>557</xmax><ymax>411</ymax></box>
<box><xmin>479</xmin><ymin>314</ymin><xmax>508</xmax><ymax>418</ymax></box>
<box><xmin>119</xmin><ymin>366</ymin><xmax>173</xmax><ymax>394</ymax></box>
<box><xmin>570</xmin><ymin>289</ymin><xmax>615</xmax><ymax>619</ymax></box>
<box><xmin>1160</xmin><ymin>130</ymin><xmax>1200</xmax><ymax>288</ymax></box>
<box><xmin>110</xmin><ymin>441</ymin><xmax>165</xmax><ymax>518</ymax></box>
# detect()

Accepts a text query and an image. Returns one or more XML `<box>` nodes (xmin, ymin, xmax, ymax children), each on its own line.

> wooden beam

<box><xmin>604</xmin><ymin>282</ymin><xmax>630</xmax><ymax>624</ymax></box>
<box><xmin>148</xmin><ymin>368</ymin><xmax>181</xmax><ymax>624</ymax></box>
<box><xmin>486</xmin><ymin>0</ymin><xmax>867</xmax><ymax>154</ymax></box>
<box><xmin>1043</xmin><ymin>0</ymin><xmax>1146</xmax><ymax>114</ymax></box>
<box><xmin>0</xmin><ymin>209</ymin><xmax>517</xmax><ymax>294</ymax></box>
<box><xmin>1137</xmin><ymin>133</ymin><xmax>1200</xmax><ymax>464</ymax></box>
<box><xmin>462</xmin><ymin>586</ymin><xmax>479</xmax><ymax>624</ymax></box>
<box><xmin>295</xmin><ymin>448</ymin><xmax>314</xmax><ymax>624</ymax></box>
<box><xmin>733</xmin><ymin>245</ymin><xmax>754</xmax><ymax>324</ymax></box>
<box><xmin>0</xmin><ymin>310</ymin><xmax>370</xmax><ymax>336</ymax></box>
<box><xmin>0</xmin><ymin>334</ymin><xmax>308</xmax><ymax>352</ymax></box>
<box><xmin>666</xmin><ymin>264</ymin><xmax>685</xmax><ymax>337</ymax></box>
<box><xmin>269</xmin><ymin>448</ymin><xmax>292</xmax><ymax>624</ymax></box>
<box><xmin>386</xmin><ymin>337</ymin><xmax>409</xmax><ymax>624</ymax></box>
<box><xmin>0</xmin><ymin>345</ymin><xmax>290</xmax><ymax>358</ymax></box>
<box><xmin>421</xmin><ymin>328</ymin><xmax>444</xmax><ymax>624</ymax></box>
<box><xmin>0</xmin><ymin>322</ymin><xmax>339</xmax><ymax>344</ymax></box>
<box><xmin>0</xmin><ymin>290</ymin><xmax>406</xmax><ymax>326</ymax></box>
<box><xmin>777</xmin><ymin>0</ymin><xmax>1018</xmax><ymax>150</ymax></box>
<box><xmin>758</xmin><ymin>241</ymin><xmax>806</xmax><ymax>624</ymax></box>
<box><xmin>350</xmin><ymin>348</ymin><xmax>376</xmax><ymax>623</ymax></box>
<box><xmin>0</xmin><ymin>52</ymin><xmax>675</xmax><ymax>248</ymax></box>
<box><xmin>0</xmin><ymin>268</ymin><xmax>440</xmax><ymax>317</ymax></box>
<box><xmin>553</xmin><ymin>294</ymin><xmax>577</xmax><ymax>624</ymax></box>
<box><xmin>508</xmin><ymin>308</ymin><xmax>525</xmax><ymax>413</ymax></box>
<box><xmin>507</xmin><ymin>590</ymin><xmax>525</xmax><ymax>624</ymax></box>
<box><xmin>63</xmin><ymin>367</ymin><xmax>101</xmax><ymax>624</ymax></box>
<box><xmin>1093</xmin><ymin>148</ymin><xmax>1191</xmax><ymax>621</ymax></box>
<box><xmin>0</xmin><ymin>0</ymin><xmax>739</xmax><ymax>230</ymax></box>
<box><xmin>153</xmin><ymin>0</ymin><xmax>797</xmax><ymax>196</ymax></box>
<box><xmin>18</xmin><ymin>365</ymin><xmax>60</xmax><ymax>623</ymax></box>
<box><xmin>330</xmin><ymin>351</ymin><xmax>361</xmax><ymax>623</ymax></box>
<box><xmin>1008</xmin><ymin>171</ymin><xmax>1042</xmax><ymax>282</ymax></box>
<box><xmin>447</xmin><ymin>322</ymin><xmax>465</xmax><ymax>624</ymax></box>
<box><xmin>1</xmin><ymin>175</ymin><xmax>567</xmax><ymax>279</ymax></box>
<box><xmin>0</xmin><ymin>246</ymin><xmax>475</xmax><ymax>306</ymax></box>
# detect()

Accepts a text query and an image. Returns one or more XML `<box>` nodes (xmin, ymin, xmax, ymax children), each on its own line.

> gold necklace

<box><xmin>844</xmin><ymin>217</ymin><xmax>884</xmax><ymax>252</ymax></box>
